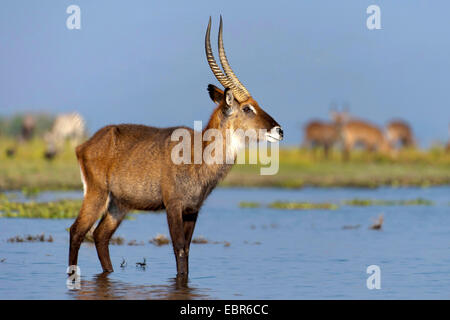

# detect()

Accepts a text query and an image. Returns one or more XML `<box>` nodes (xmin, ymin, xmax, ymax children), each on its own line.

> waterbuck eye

<box><xmin>243</xmin><ymin>106</ymin><xmax>253</xmax><ymax>114</ymax></box>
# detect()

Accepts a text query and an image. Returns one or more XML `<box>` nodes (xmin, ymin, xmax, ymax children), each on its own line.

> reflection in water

<box><xmin>67</xmin><ymin>273</ymin><xmax>211</xmax><ymax>300</ymax></box>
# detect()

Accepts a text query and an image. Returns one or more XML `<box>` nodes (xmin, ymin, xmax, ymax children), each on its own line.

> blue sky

<box><xmin>0</xmin><ymin>0</ymin><xmax>449</xmax><ymax>146</ymax></box>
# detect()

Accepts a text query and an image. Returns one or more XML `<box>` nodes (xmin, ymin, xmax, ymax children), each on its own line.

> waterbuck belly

<box><xmin>109</xmin><ymin>173</ymin><xmax>163</xmax><ymax>211</ymax></box>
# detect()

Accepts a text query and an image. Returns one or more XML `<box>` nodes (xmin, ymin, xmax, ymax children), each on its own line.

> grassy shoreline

<box><xmin>1</xmin><ymin>138</ymin><xmax>449</xmax><ymax>191</ymax></box>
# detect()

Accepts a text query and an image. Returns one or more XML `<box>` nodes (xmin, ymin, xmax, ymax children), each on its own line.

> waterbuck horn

<box><xmin>205</xmin><ymin>17</ymin><xmax>235</xmax><ymax>91</ymax></box>
<box><xmin>205</xmin><ymin>16</ymin><xmax>250</xmax><ymax>103</ymax></box>
<box><xmin>218</xmin><ymin>16</ymin><xmax>250</xmax><ymax>102</ymax></box>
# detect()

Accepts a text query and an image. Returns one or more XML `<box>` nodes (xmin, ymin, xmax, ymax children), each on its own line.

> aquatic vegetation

<box><xmin>0</xmin><ymin>198</ymin><xmax>82</xmax><ymax>219</ymax></box>
<box><xmin>343</xmin><ymin>198</ymin><xmax>433</xmax><ymax>206</ymax></box>
<box><xmin>240</xmin><ymin>201</ymin><xmax>338</xmax><ymax>210</ymax></box>
<box><xmin>190</xmin><ymin>236</ymin><xmax>231</xmax><ymax>246</ymax></box>
<box><xmin>239</xmin><ymin>201</ymin><xmax>261</xmax><ymax>208</ymax></box>
<box><xmin>0</xmin><ymin>195</ymin><xmax>160</xmax><ymax>219</ymax></box>
<box><xmin>7</xmin><ymin>233</ymin><xmax>53</xmax><ymax>243</ymax></box>
<box><xmin>241</xmin><ymin>197</ymin><xmax>433</xmax><ymax>212</ymax></box>
<box><xmin>149</xmin><ymin>234</ymin><xmax>170</xmax><ymax>246</ymax></box>
<box><xmin>244</xmin><ymin>240</ymin><xmax>262</xmax><ymax>245</ymax></box>
<box><xmin>21</xmin><ymin>186</ymin><xmax>42</xmax><ymax>198</ymax></box>
<box><xmin>192</xmin><ymin>236</ymin><xmax>209</xmax><ymax>244</ymax></box>
<box><xmin>150</xmin><ymin>233</ymin><xmax>231</xmax><ymax>246</ymax></box>
<box><xmin>268</xmin><ymin>201</ymin><xmax>338</xmax><ymax>210</ymax></box>
<box><xmin>82</xmin><ymin>230</ymin><xmax>125</xmax><ymax>245</ymax></box>
<box><xmin>127</xmin><ymin>240</ymin><xmax>145</xmax><ymax>246</ymax></box>
<box><xmin>342</xmin><ymin>224</ymin><xmax>361</xmax><ymax>230</ymax></box>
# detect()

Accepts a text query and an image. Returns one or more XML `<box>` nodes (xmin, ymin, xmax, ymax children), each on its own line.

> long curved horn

<box><xmin>205</xmin><ymin>17</ymin><xmax>235</xmax><ymax>90</ymax></box>
<box><xmin>218</xmin><ymin>16</ymin><xmax>250</xmax><ymax>102</ymax></box>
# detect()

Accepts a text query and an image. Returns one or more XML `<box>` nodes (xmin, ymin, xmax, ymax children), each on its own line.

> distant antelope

<box><xmin>340</xmin><ymin>117</ymin><xmax>391</xmax><ymax>160</ymax></box>
<box><xmin>21</xmin><ymin>114</ymin><xmax>36</xmax><ymax>142</ymax></box>
<box><xmin>44</xmin><ymin>112</ymin><xmax>86</xmax><ymax>159</ymax></box>
<box><xmin>68</xmin><ymin>17</ymin><xmax>283</xmax><ymax>277</ymax></box>
<box><xmin>5</xmin><ymin>114</ymin><xmax>35</xmax><ymax>158</ymax></box>
<box><xmin>303</xmin><ymin>121</ymin><xmax>338</xmax><ymax>158</ymax></box>
<box><xmin>302</xmin><ymin>110</ymin><xmax>348</xmax><ymax>158</ymax></box>
<box><xmin>386</xmin><ymin>120</ymin><xmax>415</xmax><ymax>149</ymax></box>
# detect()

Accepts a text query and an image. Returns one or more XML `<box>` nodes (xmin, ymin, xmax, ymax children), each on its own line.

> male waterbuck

<box><xmin>386</xmin><ymin>120</ymin><xmax>415</xmax><ymax>149</ymax></box>
<box><xmin>68</xmin><ymin>17</ymin><xmax>283</xmax><ymax>277</ymax></box>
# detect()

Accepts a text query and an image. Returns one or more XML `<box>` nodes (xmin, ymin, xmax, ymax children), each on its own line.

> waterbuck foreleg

<box><xmin>183</xmin><ymin>211</ymin><xmax>198</xmax><ymax>274</ymax></box>
<box><xmin>343</xmin><ymin>141</ymin><xmax>352</xmax><ymax>162</ymax></box>
<box><xmin>93</xmin><ymin>199</ymin><xmax>127</xmax><ymax>273</ymax></box>
<box><xmin>166</xmin><ymin>202</ymin><xmax>188</xmax><ymax>275</ymax></box>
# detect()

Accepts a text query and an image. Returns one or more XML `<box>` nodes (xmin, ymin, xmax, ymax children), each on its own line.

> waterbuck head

<box><xmin>205</xmin><ymin>17</ymin><xmax>283</xmax><ymax>144</ymax></box>
<box><xmin>330</xmin><ymin>110</ymin><xmax>350</xmax><ymax>127</ymax></box>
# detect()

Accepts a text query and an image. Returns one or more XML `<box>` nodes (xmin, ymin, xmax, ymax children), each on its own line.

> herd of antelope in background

<box><xmin>5</xmin><ymin>109</ymin><xmax>450</xmax><ymax>161</ymax></box>
<box><xmin>302</xmin><ymin>107</ymin><xmax>420</xmax><ymax>160</ymax></box>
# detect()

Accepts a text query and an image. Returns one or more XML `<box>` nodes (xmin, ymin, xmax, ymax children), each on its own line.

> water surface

<box><xmin>0</xmin><ymin>186</ymin><xmax>449</xmax><ymax>299</ymax></box>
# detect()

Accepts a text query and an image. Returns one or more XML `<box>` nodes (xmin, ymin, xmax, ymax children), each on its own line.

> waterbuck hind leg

<box><xmin>93</xmin><ymin>198</ymin><xmax>127</xmax><ymax>273</ymax></box>
<box><xmin>166</xmin><ymin>202</ymin><xmax>188</xmax><ymax>275</ymax></box>
<box><xmin>69</xmin><ymin>190</ymin><xmax>108</xmax><ymax>269</ymax></box>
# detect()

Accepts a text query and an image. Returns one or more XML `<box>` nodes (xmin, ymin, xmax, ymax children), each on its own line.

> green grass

<box><xmin>0</xmin><ymin>137</ymin><xmax>81</xmax><ymax>191</ymax></box>
<box><xmin>1</xmin><ymin>138</ymin><xmax>449</xmax><ymax>190</ymax></box>
<box><xmin>224</xmin><ymin>147</ymin><xmax>450</xmax><ymax>188</ymax></box>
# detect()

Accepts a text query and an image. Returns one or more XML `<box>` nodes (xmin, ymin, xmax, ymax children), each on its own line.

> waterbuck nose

<box><xmin>276</xmin><ymin>127</ymin><xmax>284</xmax><ymax>139</ymax></box>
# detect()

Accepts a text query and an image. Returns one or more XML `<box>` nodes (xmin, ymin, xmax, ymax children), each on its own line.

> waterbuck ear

<box><xmin>224</xmin><ymin>88</ymin><xmax>234</xmax><ymax>107</ymax></box>
<box><xmin>207</xmin><ymin>84</ymin><xmax>224</xmax><ymax>105</ymax></box>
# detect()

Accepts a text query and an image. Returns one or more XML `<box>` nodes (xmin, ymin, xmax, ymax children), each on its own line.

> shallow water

<box><xmin>0</xmin><ymin>186</ymin><xmax>449</xmax><ymax>299</ymax></box>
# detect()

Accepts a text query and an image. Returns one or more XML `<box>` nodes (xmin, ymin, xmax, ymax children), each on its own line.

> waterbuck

<box><xmin>386</xmin><ymin>120</ymin><xmax>415</xmax><ymax>149</ymax></box>
<box><xmin>68</xmin><ymin>17</ymin><xmax>283</xmax><ymax>277</ymax></box>
<box><xmin>44</xmin><ymin>112</ymin><xmax>86</xmax><ymax>160</ymax></box>
<box><xmin>302</xmin><ymin>110</ymin><xmax>349</xmax><ymax>158</ymax></box>
<box><xmin>303</xmin><ymin>121</ymin><xmax>338</xmax><ymax>158</ymax></box>
<box><xmin>340</xmin><ymin>117</ymin><xmax>391</xmax><ymax>160</ymax></box>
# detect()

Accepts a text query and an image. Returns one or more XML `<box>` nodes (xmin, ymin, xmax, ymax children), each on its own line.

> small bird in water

<box><xmin>370</xmin><ymin>214</ymin><xmax>384</xmax><ymax>230</ymax></box>
<box><xmin>136</xmin><ymin>258</ymin><xmax>146</xmax><ymax>269</ymax></box>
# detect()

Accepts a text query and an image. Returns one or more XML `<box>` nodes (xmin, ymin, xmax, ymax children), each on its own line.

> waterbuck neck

<box><xmin>195</xmin><ymin>106</ymin><xmax>237</xmax><ymax>184</ymax></box>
